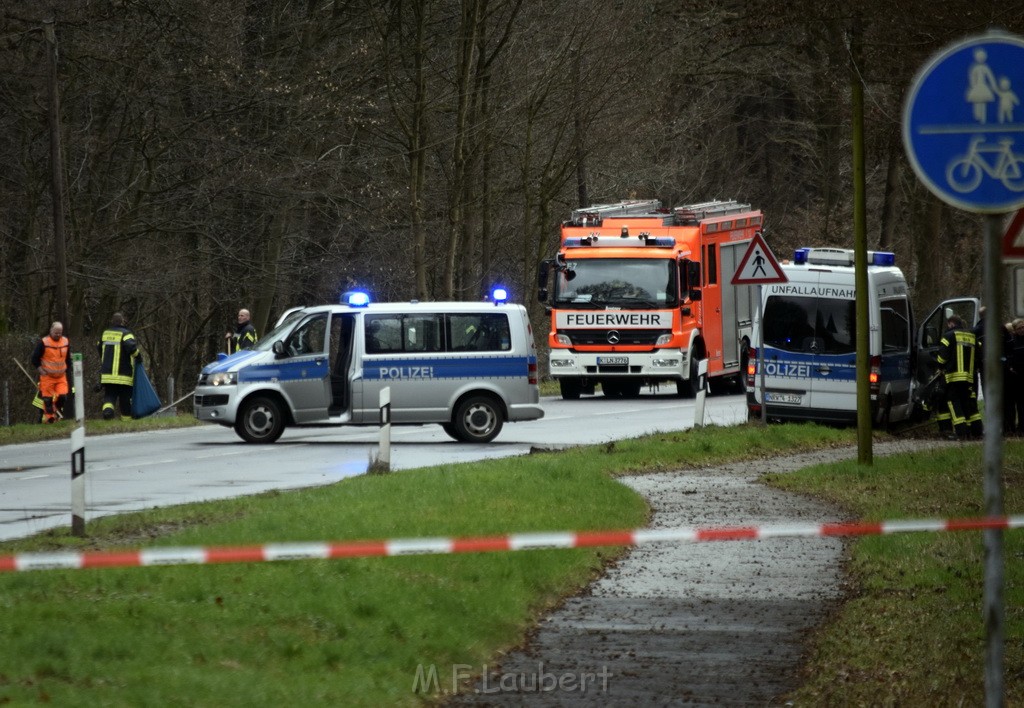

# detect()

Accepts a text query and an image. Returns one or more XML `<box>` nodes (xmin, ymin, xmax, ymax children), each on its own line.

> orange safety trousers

<box><xmin>39</xmin><ymin>374</ymin><xmax>68</xmax><ymax>399</ymax></box>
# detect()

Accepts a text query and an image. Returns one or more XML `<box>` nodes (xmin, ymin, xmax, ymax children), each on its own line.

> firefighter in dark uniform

<box><xmin>226</xmin><ymin>308</ymin><xmax>258</xmax><ymax>354</ymax></box>
<box><xmin>934</xmin><ymin>314</ymin><xmax>983</xmax><ymax>440</ymax></box>
<box><xmin>98</xmin><ymin>312</ymin><xmax>139</xmax><ymax>420</ymax></box>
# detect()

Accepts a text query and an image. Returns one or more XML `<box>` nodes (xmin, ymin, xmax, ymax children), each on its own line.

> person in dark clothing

<box><xmin>934</xmin><ymin>315</ymin><xmax>983</xmax><ymax>440</ymax></box>
<box><xmin>97</xmin><ymin>312</ymin><xmax>139</xmax><ymax>421</ymax></box>
<box><xmin>1008</xmin><ymin>318</ymin><xmax>1024</xmax><ymax>435</ymax></box>
<box><xmin>226</xmin><ymin>308</ymin><xmax>258</xmax><ymax>354</ymax></box>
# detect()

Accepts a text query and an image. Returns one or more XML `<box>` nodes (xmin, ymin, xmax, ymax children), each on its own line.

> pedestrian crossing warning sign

<box><xmin>730</xmin><ymin>232</ymin><xmax>787</xmax><ymax>285</ymax></box>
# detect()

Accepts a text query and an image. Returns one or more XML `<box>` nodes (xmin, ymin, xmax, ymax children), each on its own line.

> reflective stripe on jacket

<box><xmin>228</xmin><ymin>322</ymin><xmax>258</xmax><ymax>354</ymax></box>
<box><xmin>97</xmin><ymin>327</ymin><xmax>138</xmax><ymax>385</ymax></box>
<box><xmin>936</xmin><ymin>329</ymin><xmax>978</xmax><ymax>384</ymax></box>
<box><xmin>31</xmin><ymin>336</ymin><xmax>70</xmax><ymax>377</ymax></box>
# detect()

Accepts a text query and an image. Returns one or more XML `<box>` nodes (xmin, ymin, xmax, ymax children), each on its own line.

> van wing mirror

<box><xmin>273</xmin><ymin>340</ymin><xmax>286</xmax><ymax>358</ymax></box>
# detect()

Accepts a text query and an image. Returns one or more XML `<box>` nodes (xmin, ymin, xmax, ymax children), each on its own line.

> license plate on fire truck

<box><xmin>598</xmin><ymin>356</ymin><xmax>628</xmax><ymax>366</ymax></box>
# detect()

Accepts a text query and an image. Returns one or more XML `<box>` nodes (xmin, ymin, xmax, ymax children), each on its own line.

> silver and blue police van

<box><xmin>746</xmin><ymin>247</ymin><xmax>915</xmax><ymax>426</ymax></box>
<box><xmin>194</xmin><ymin>292</ymin><xmax>544</xmax><ymax>443</ymax></box>
<box><xmin>746</xmin><ymin>247</ymin><xmax>980</xmax><ymax>427</ymax></box>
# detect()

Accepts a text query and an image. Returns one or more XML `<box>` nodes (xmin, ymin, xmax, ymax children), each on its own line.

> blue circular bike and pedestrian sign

<box><xmin>903</xmin><ymin>32</ymin><xmax>1024</xmax><ymax>214</ymax></box>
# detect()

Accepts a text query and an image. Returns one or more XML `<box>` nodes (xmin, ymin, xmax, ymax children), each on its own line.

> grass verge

<box><xmin>0</xmin><ymin>414</ymin><xmax>202</xmax><ymax>445</ymax></box>
<box><xmin>765</xmin><ymin>442</ymin><xmax>1023</xmax><ymax>705</ymax></box>
<box><xmin>0</xmin><ymin>423</ymin><xmax>854</xmax><ymax>705</ymax></box>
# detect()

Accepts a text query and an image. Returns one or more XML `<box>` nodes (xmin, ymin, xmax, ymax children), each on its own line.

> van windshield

<box><xmin>763</xmin><ymin>296</ymin><xmax>855</xmax><ymax>354</ymax></box>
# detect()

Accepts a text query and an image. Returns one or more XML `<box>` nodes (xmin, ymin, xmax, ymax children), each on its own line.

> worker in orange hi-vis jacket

<box><xmin>30</xmin><ymin>321</ymin><xmax>72</xmax><ymax>423</ymax></box>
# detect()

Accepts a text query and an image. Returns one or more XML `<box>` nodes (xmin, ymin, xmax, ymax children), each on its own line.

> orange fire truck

<box><xmin>538</xmin><ymin>199</ymin><xmax>765</xmax><ymax>399</ymax></box>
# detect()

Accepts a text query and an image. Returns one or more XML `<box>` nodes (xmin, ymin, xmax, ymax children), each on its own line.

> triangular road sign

<box><xmin>731</xmin><ymin>231</ymin><xmax>787</xmax><ymax>285</ymax></box>
<box><xmin>1002</xmin><ymin>209</ymin><xmax>1024</xmax><ymax>261</ymax></box>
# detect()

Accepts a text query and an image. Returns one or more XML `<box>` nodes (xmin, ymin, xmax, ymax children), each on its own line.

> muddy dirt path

<box><xmin>450</xmin><ymin>440</ymin><xmax>945</xmax><ymax>706</ymax></box>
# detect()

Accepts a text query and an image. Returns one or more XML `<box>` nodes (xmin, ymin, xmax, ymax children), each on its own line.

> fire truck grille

<box><xmin>565</xmin><ymin>329</ymin><xmax>666</xmax><ymax>346</ymax></box>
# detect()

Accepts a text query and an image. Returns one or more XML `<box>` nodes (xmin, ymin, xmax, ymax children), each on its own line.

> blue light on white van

<box><xmin>345</xmin><ymin>291</ymin><xmax>371</xmax><ymax>307</ymax></box>
<box><xmin>793</xmin><ymin>247</ymin><xmax>896</xmax><ymax>268</ymax></box>
<box><xmin>491</xmin><ymin>286</ymin><xmax>509</xmax><ymax>303</ymax></box>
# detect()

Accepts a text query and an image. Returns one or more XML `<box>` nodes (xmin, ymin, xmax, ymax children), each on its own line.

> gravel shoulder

<box><xmin>451</xmin><ymin>439</ymin><xmax>948</xmax><ymax>706</ymax></box>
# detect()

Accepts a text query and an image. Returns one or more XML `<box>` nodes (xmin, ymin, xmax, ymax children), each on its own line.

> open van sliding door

<box><xmin>916</xmin><ymin>297</ymin><xmax>981</xmax><ymax>389</ymax></box>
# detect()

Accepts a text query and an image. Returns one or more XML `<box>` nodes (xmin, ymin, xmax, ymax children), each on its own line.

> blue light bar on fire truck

<box><xmin>793</xmin><ymin>247</ymin><xmax>895</xmax><ymax>267</ymax></box>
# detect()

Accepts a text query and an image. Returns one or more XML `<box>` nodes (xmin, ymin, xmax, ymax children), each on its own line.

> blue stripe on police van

<box><xmin>363</xmin><ymin>356</ymin><xmax>532</xmax><ymax>381</ymax></box>
<box><xmin>237</xmin><ymin>359</ymin><xmax>326</xmax><ymax>383</ymax></box>
<box><xmin>761</xmin><ymin>348</ymin><xmax>857</xmax><ymax>381</ymax></box>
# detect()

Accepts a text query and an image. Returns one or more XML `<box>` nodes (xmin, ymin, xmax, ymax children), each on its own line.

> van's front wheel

<box><xmin>235</xmin><ymin>395</ymin><xmax>285</xmax><ymax>444</ymax></box>
<box><xmin>452</xmin><ymin>395</ymin><xmax>503</xmax><ymax>443</ymax></box>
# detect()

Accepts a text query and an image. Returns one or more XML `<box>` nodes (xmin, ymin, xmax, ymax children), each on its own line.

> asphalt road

<box><xmin>0</xmin><ymin>390</ymin><xmax>748</xmax><ymax>541</ymax></box>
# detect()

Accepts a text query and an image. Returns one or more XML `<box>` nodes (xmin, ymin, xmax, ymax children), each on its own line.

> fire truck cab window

<box><xmin>553</xmin><ymin>259</ymin><xmax>677</xmax><ymax>307</ymax></box>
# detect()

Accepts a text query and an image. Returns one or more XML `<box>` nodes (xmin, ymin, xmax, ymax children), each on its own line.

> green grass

<box><xmin>0</xmin><ymin>414</ymin><xmax>202</xmax><ymax>445</ymax></box>
<box><xmin>765</xmin><ymin>443</ymin><xmax>1024</xmax><ymax>705</ymax></box>
<box><xmin>0</xmin><ymin>423</ymin><xmax>853</xmax><ymax>706</ymax></box>
<box><xmin>2</xmin><ymin>422</ymin><xmax>1020</xmax><ymax>704</ymax></box>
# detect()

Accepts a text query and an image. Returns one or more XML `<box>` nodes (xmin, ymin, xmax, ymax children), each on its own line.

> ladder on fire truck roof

<box><xmin>568</xmin><ymin>199</ymin><xmax>663</xmax><ymax>226</ymax></box>
<box><xmin>673</xmin><ymin>199</ymin><xmax>753</xmax><ymax>225</ymax></box>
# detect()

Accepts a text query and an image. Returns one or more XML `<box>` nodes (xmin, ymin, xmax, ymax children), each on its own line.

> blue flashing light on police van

<box><xmin>490</xmin><ymin>286</ymin><xmax>509</xmax><ymax>304</ymax></box>
<box><xmin>793</xmin><ymin>248</ymin><xmax>811</xmax><ymax>265</ymax></box>
<box><xmin>870</xmin><ymin>251</ymin><xmax>896</xmax><ymax>267</ymax></box>
<box><xmin>344</xmin><ymin>290</ymin><xmax>371</xmax><ymax>307</ymax></box>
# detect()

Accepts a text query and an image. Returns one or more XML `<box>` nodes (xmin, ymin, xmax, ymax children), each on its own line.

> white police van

<box><xmin>194</xmin><ymin>292</ymin><xmax>544</xmax><ymax>443</ymax></box>
<box><xmin>746</xmin><ymin>247</ymin><xmax>916</xmax><ymax>426</ymax></box>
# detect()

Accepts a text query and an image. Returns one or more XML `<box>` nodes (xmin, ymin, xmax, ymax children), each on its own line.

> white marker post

<box><xmin>377</xmin><ymin>386</ymin><xmax>391</xmax><ymax>471</ymax></box>
<box><xmin>70</xmin><ymin>353</ymin><xmax>86</xmax><ymax>536</ymax></box>
<box><xmin>693</xmin><ymin>359</ymin><xmax>709</xmax><ymax>428</ymax></box>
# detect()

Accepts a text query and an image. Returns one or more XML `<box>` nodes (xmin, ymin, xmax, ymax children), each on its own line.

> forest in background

<box><xmin>1</xmin><ymin>0</ymin><xmax>1022</xmax><ymax>421</ymax></box>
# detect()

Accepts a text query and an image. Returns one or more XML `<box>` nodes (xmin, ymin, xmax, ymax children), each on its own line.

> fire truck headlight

<box><xmin>209</xmin><ymin>372</ymin><xmax>237</xmax><ymax>386</ymax></box>
<box><xmin>655</xmin><ymin>334</ymin><xmax>672</xmax><ymax>345</ymax></box>
<box><xmin>652</xmin><ymin>358</ymin><xmax>679</xmax><ymax>368</ymax></box>
<box><xmin>554</xmin><ymin>334</ymin><xmax>572</xmax><ymax>345</ymax></box>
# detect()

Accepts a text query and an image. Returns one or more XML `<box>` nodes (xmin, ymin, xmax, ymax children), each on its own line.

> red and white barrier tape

<box><xmin>2</xmin><ymin>514</ymin><xmax>1022</xmax><ymax>573</ymax></box>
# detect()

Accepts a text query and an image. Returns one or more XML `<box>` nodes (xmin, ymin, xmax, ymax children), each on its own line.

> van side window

<box><xmin>880</xmin><ymin>299</ymin><xmax>910</xmax><ymax>352</ymax></box>
<box><xmin>365</xmin><ymin>314</ymin><xmax>444</xmax><ymax>353</ymax></box>
<box><xmin>403</xmin><ymin>315</ymin><xmax>443</xmax><ymax>353</ymax></box>
<box><xmin>287</xmin><ymin>313</ymin><xmax>328</xmax><ymax>356</ymax></box>
<box><xmin>449</xmin><ymin>314</ymin><xmax>511</xmax><ymax>352</ymax></box>
<box><xmin>365</xmin><ymin>315</ymin><xmax>402</xmax><ymax>353</ymax></box>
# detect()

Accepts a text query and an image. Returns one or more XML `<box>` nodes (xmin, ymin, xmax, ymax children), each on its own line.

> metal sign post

<box><xmin>903</xmin><ymin>31</ymin><xmax>1024</xmax><ymax>707</ymax></box>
